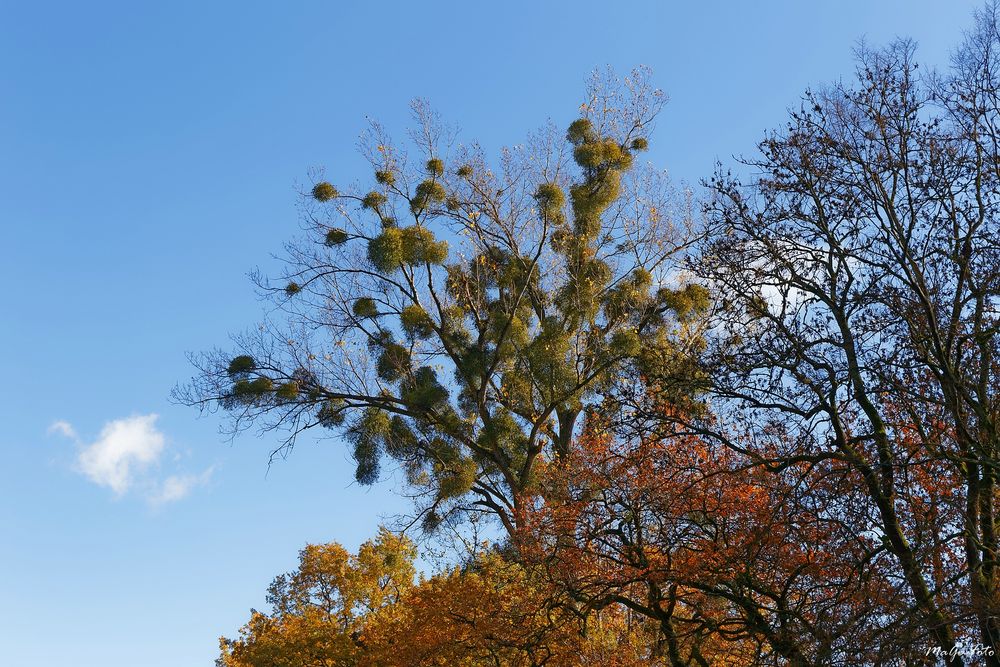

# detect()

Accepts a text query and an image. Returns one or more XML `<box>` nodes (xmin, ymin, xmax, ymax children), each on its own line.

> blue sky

<box><xmin>0</xmin><ymin>1</ymin><xmax>984</xmax><ymax>664</ymax></box>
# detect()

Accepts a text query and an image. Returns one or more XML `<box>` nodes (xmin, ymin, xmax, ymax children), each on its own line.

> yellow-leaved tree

<box><xmin>218</xmin><ymin>528</ymin><xmax>415</xmax><ymax>667</ymax></box>
<box><xmin>220</xmin><ymin>529</ymin><xmax>660</xmax><ymax>666</ymax></box>
<box><xmin>362</xmin><ymin>550</ymin><xmax>655</xmax><ymax>666</ymax></box>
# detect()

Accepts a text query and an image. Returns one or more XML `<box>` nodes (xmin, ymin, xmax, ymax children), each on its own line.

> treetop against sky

<box><xmin>0</xmin><ymin>1</ymin><xmax>988</xmax><ymax>665</ymax></box>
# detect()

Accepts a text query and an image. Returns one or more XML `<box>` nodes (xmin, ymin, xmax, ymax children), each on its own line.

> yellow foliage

<box><xmin>220</xmin><ymin>536</ymin><xmax>659</xmax><ymax>667</ymax></box>
<box><xmin>218</xmin><ymin>528</ymin><xmax>415</xmax><ymax>667</ymax></box>
<box><xmin>362</xmin><ymin>552</ymin><xmax>656</xmax><ymax>666</ymax></box>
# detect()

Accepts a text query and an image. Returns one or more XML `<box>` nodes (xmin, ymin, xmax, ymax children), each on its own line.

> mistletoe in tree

<box><xmin>178</xmin><ymin>68</ymin><xmax>706</xmax><ymax>536</ymax></box>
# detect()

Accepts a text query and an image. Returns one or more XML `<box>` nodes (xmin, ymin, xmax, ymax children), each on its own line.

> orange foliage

<box><xmin>363</xmin><ymin>551</ymin><xmax>654</xmax><ymax>666</ymax></box>
<box><xmin>517</xmin><ymin>410</ymin><xmax>896</xmax><ymax>665</ymax></box>
<box><xmin>220</xmin><ymin>528</ymin><xmax>657</xmax><ymax>666</ymax></box>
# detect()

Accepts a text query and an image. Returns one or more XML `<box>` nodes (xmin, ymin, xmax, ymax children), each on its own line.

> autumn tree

<box><xmin>220</xmin><ymin>528</ymin><xmax>658</xmax><ymax>667</ymax></box>
<box><xmin>179</xmin><ymin>68</ymin><xmax>704</xmax><ymax>536</ymax></box>
<box><xmin>521</xmin><ymin>404</ymin><xmax>903</xmax><ymax>666</ymax></box>
<box><xmin>687</xmin><ymin>6</ymin><xmax>1000</xmax><ymax>662</ymax></box>
<box><xmin>363</xmin><ymin>549</ymin><xmax>656</xmax><ymax>666</ymax></box>
<box><xmin>218</xmin><ymin>528</ymin><xmax>415</xmax><ymax>667</ymax></box>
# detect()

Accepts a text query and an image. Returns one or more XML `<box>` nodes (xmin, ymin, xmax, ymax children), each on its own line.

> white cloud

<box><xmin>47</xmin><ymin>420</ymin><xmax>77</xmax><ymax>439</ymax></box>
<box><xmin>148</xmin><ymin>467</ymin><xmax>214</xmax><ymax>507</ymax></box>
<box><xmin>75</xmin><ymin>414</ymin><xmax>165</xmax><ymax>495</ymax></box>
<box><xmin>50</xmin><ymin>414</ymin><xmax>212</xmax><ymax>505</ymax></box>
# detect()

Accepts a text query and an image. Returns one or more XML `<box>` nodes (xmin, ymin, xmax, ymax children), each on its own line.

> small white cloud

<box><xmin>148</xmin><ymin>467</ymin><xmax>214</xmax><ymax>506</ymax></box>
<box><xmin>47</xmin><ymin>420</ymin><xmax>77</xmax><ymax>439</ymax></box>
<box><xmin>75</xmin><ymin>414</ymin><xmax>165</xmax><ymax>496</ymax></box>
<box><xmin>53</xmin><ymin>414</ymin><xmax>210</xmax><ymax>506</ymax></box>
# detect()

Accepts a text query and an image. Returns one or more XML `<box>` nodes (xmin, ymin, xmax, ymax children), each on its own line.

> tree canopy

<box><xmin>200</xmin><ymin>5</ymin><xmax>1000</xmax><ymax>664</ymax></box>
<box><xmin>179</xmin><ymin>67</ymin><xmax>706</xmax><ymax>537</ymax></box>
<box><xmin>219</xmin><ymin>530</ymin><xmax>656</xmax><ymax>667</ymax></box>
<box><xmin>685</xmin><ymin>8</ymin><xmax>1000</xmax><ymax>662</ymax></box>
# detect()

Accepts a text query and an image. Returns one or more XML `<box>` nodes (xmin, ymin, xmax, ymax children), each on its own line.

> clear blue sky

<box><xmin>0</xmin><ymin>1</ymin><xmax>983</xmax><ymax>664</ymax></box>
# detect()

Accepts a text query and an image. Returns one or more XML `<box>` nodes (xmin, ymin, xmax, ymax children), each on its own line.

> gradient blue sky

<box><xmin>0</xmin><ymin>1</ymin><xmax>985</xmax><ymax>664</ymax></box>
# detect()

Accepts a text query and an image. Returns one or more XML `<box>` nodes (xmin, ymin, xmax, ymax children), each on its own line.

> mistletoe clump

<box><xmin>400</xmin><ymin>304</ymin><xmax>434</xmax><ymax>340</ymax></box>
<box><xmin>400</xmin><ymin>366</ymin><xmax>450</xmax><ymax>413</ymax></box>
<box><xmin>231</xmin><ymin>377</ymin><xmax>274</xmax><ymax>403</ymax></box>
<box><xmin>362</xmin><ymin>191</ymin><xmax>388</xmax><ymax>210</ymax></box>
<box><xmin>276</xmin><ymin>381</ymin><xmax>299</xmax><ymax>401</ymax></box>
<box><xmin>376</xmin><ymin>342</ymin><xmax>412</xmax><ymax>382</ymax></box>
<box><xmin>349</xmin><ymin>408</ymin><xmax>392</xmax><ymax>484</ymax></box>
<box><xmin>658</xmin><ymin>283</ymin><xmax>711</xmax><ymax>322</ymax></box>
<box><xmin>566</xmin><ymin>118</ymin><xmax>596</xmax><ymax>144</ymax></box>
<box><xmin>410</xmin><ymin>179</ymin><xmax>447</xmax><ymax>213</ymax></box>
<box><xmin>317</xmin><ymin>398</ymin><xmax>347</xmax><ymax>428</ymax></box>
<box><xmin>425</xmin><ymin>158</ymin><xmax>444</xmax><ymax>176</ymax></box>
<box><xmin>534</xmin><ymin>182</ymin><xmax>566</xmax><ymax>221</ymax></box>
<box><xmin>227</xmin><ymin>355</ymin><xmax>256</xmax><ymax>376</ymax></box>
<box><xmin>312</xmin><ymin>182</ymin><xmax>338</xmax><ymax>202</ymax></box>
<box><xmin>352</xmin><ymin>297</ymin><xmax>379</xmax><ymax>319</ymax></box>
<box><xmin>368</xmin><ymin>226</ymin><xmax>448</xmax><ymax>272</ymax></box>
<box><xmin>402</xmin><ymin>226</ymin><xmax>448</xmax><ymax>264</ymax></box>
<box><xmin>368</xmin><ymin>228</ymin><xmax>405</xmax><ymax>272</ymax></box>
<box><xmin>435</xmin><ymin>455</ymin><xmax>477</xmax><ymax>500</ymax></box>
<box><xmin>324</xmin><ymin>228</ymin><xmax>349</xmax><ymax>246</ymax></box>
<box><xmin>604</xmin><ymin>268</ymin><xmax>653</xmax><ymax>322</ymax></box>
<box><xmin>610</xmin><ymin>329</ymin><xmax>642</xmax><ymax>357</ymax></box>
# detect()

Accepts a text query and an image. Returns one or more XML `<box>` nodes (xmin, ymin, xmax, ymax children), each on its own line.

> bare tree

<box><xmin>693</xmin><ymin>8</ymin><xmax>1000</xmax><ymax>662</ymax></box>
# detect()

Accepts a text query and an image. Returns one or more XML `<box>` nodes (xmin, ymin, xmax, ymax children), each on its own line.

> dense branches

<box><xmin>178</xmin><ymin>68</ymin><xmax>704</xmax><ymax>537</ymax></box>
<box><xmin>688</xmin><ymin>6</ymin><xmax>1000</xmax><ymax>662</ymax></box>
<box><xmin>200</xmin><ymin>6</ymin><xmax>1000</xmax><ymax>665</ymax></box>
